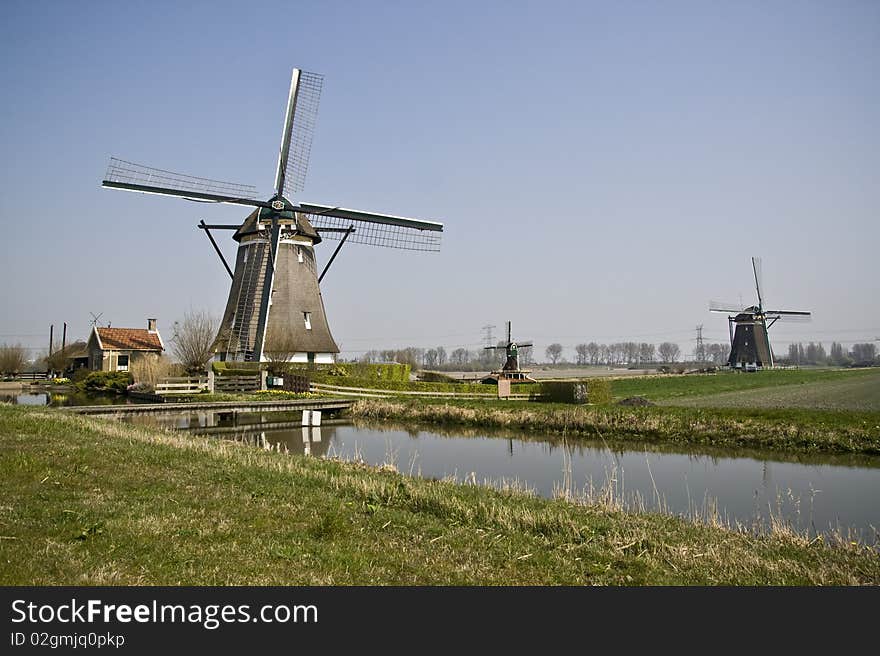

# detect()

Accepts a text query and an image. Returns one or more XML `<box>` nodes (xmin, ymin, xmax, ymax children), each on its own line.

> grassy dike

<box><xmin>0</xmin><ymin>405</ymin><xmax>878</xmax><ymax>585</ymax></box>
<box><xmin>349</xmin><ymin>399</ymin><xmax>880</xmax><ymax>455</ymax></box>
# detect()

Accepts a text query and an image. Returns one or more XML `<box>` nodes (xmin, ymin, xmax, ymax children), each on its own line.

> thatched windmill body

<box><xmin>710</xmin><ymin>257</ymin><xmax>811</xmax><ymax>370</ymax></box>
<box><xmin>103</xmin><ymin>68</ymin><xmax>443</xmax><ymax>364</ymax></box>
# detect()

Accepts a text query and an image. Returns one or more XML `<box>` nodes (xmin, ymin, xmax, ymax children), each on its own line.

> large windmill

<box><xmin>710</xmin><ymin>257</ymin><xmax>811</xmax><ymax>370</ymax></box>
<box><xmin>103</xmin><ymin>68</ymin><xmax>443</xmax><ymax>364</ymax></box>
<box><xmin>484</xmin><ymin>321</ymin><xmax>534</xmax><ymax>381</ymax></box>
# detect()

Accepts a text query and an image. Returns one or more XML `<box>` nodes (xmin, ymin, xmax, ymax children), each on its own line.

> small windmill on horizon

<box><xmin>484</xmin><ymin>321</ymin><xmax>535</xmax><ymax>382</ymax></box>
<box><xmin>710</xmin><ymin>257</ymin><xmax>811</xmax><ymax>371</ymax></box>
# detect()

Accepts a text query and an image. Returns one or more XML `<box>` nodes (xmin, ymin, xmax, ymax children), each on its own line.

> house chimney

<box><xmin>147</xmin><ymin>318</ymin><xmax>157</xmax><ymax>333</ymax></box>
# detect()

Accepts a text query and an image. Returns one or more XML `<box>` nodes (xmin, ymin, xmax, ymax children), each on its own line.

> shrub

<box><xmin>71</xmin><ymin>368</ymin><xmax>92</xmax><ymax>383</ymax></box>
<box><xmin>586</xmin><ymin>379</ymin><xmax>613</xmax><ymax>404</ymax></box>
<box><xmin>416</xmin><ymin>371</ymin><xmax>461</xmax><ymax>384</ymax></box>
<box><xmin>539</xmin><ymin>379</ymin><xmax>611</xmax><ymax>404</ymax></box>
<box><xmin>78</xmin><ymin>371</ymin><xmax>133</xmax><ymax>393</ymax></box>
<box><xmin>325</xmin><ymin>363</ymin><xmax>411</xmax><ymax>382</ymax></box>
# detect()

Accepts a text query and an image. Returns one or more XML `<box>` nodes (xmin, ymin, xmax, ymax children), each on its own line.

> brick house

<box><xmin>87</xmin><ymin>319</ymin><xmax>165</xmax><ymax>372</ymax></box>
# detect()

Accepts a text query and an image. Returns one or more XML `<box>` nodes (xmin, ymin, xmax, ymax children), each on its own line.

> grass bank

<box><xmin>1</xmin><ymin>405</ymin><xmax>877</xmax><ymax>585</ymax></box>
<box><xmin>610</xmin><ymin>367</ymin><xmax>877</xmax><ymax>403</ymax></box>
<box><xmin>349</xmin><ymin>399</ymin><xmax>880</xmax><ymax>455</ymax></box>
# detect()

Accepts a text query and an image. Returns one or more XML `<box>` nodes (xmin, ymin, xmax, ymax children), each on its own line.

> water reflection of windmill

<box><xmin>483</xmin><ymin>321</ymin><xmax>535</xmax><ymax>382</ymax></box>
<box><xmin>102</xmin><ymin>67</ymin><xmax>443</xmax><ymax>365</ymax></box>
<box><xmin>710</xmin><ymin>257</ymin><xmax>811</xmax><ymax>371</ymax></box>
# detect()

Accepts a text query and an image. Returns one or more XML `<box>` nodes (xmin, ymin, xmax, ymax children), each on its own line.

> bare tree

<box><xmin>851</xmin><ymin>343</ymin><xmax>877</xmax><ymax>364</ymax></box>
<box><xmin>545</xmin><ymin>343</ymin><xmax>563</xmax><ymax>365</ymax></box>
<box><xmin>706</xmin><ymin>343</ymin><xmax>727</xmax><ymax>365</ymax></box>
<box><xmin>171</xmin><ymin>310</ymin><xmax>218</xmax><ymax>373</ymax></box>
<box><xmin>0</xmin><ymin>343</ymin><xmax>27</xmax><ymax>375</ymax></box>
<box><xmin>450</xmin><ymin>348</ymin><xmax>469</xmax><ymax>366</ymax></box>
<box><xmin>658</xmin><ymin>342</ymin><xmax>681</xmax><ymax>363</ymax></box>
<box><xmin>263</xmin><ymin>324</ymin><xmax>301</xmax><ymax>373</ymax></box>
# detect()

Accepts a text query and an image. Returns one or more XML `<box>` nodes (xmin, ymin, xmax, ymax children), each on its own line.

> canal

<box><xmin>117</xmin><ymin>408</ymin><xmax>880</xmax><ymax>543</ymax></box>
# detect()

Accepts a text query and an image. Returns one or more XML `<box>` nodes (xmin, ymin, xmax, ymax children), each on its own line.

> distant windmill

<box><xmin>102</xmin><ymin>67</ymin><xmax>443</xmax><ymax>364</ymax></box>
<box><xmin>710</xmin><ymin>257</ymin><xmax>811</xmax><ymax>370</ymax></box>
<box><xmin>484</xmin><ymin>321</ymin><xmax>534</xmax><ymax>381</ymax></box>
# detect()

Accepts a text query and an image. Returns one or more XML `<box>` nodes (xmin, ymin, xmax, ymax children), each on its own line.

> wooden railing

<box><xmin>214</xmin><ymin>375</ymin><xmax>261</xmax><ymax>393</ymax></box>
<box><xmin>13</xmin><ymin>372</ymin><xmax>50</xmax><ymax>380</ymax></box>
<box><xmin>155</xmin><ymin>376</ymin><xmax>208</xmax><ymax>395</ymax></box>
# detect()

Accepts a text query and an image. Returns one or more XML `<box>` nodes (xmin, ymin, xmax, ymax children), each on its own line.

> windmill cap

<box><xmin>233</xmin><ymin>208</ymin><xmax>321</xmax><ymax>244</ymax></box>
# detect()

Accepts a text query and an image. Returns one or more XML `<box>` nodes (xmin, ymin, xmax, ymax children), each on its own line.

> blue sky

<box><xmin>1</xmin><ymin>0</ymin><xmax>878</xmax><ymax>361</ymax></box>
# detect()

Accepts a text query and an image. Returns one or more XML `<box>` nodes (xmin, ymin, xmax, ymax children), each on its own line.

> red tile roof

<box><xmin>96</xmin><ymin>327</ymin><xmax>163</xmax><ymax>352</ymax></box>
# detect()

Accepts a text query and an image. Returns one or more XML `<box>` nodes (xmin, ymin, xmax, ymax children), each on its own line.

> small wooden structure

<box><xmin>86</xmin><ymin>319</ymin><xmax>164</xmax><ymax>372</ymax></box>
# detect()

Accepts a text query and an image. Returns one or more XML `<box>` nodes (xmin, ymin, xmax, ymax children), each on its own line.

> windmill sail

<box><xmin>303</xmin><ymin>203</ymin><xmax>443</xmax><ymax>251</ymax></box>
<box><xmin>752</xmin><ymin>256</ymin><xmax>764</xmax><ymax>310</ymax></box>
<box><xmin>709</xmin><ymin>301</ymin><xmax>745</xmax><ymax>313</ymax></box>
<box><xmin>275</xmin><ymin>70</ymin><xmax>323</xmax><ymax>198</ymax></box>
<box><xmin>763</xmin><ymin>310</ymin><xmax>812</xmax><ymax>321</ymax></box>
<box><xmin>102</xmin><ymin>158</ymin><xmax>262</xmax><ymax>207</ymax></box>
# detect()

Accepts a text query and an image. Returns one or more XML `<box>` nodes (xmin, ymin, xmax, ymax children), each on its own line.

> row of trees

<box><xmin>353</xmin><ymin>341</ymin><xmax>735</xmax><ymax>369</ymax></box>
<box><xmin>291</xmin><ymin>335</ymin><xmax>880</xmax><ymax>370</ymax></box>
<box><xmin>0</xmin><ymin>341</ymin><xmax>90</xmax><ymax>376</ymax></box>
<box><xmin>782</xmin><ymin>342</ymin><xmax>878</xmax><ymax>367</ymax></box>
<box><xmin>357</xmin><ymin>344</ymin><xmax>536</xmax><ymax>370</ymax></box>
<box><xmin>569</xmin><ymin>341</ymin><xmax>692</xmax><ymax>365</ymax></box>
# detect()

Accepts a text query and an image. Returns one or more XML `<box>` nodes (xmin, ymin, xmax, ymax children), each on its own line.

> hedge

<box><xmin>538</xmin><ymin>379</ymin><xmax>612</xmax><ymax>404</ymax></box>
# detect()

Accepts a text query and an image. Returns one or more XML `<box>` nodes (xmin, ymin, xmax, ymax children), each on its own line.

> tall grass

<box><xmin>2</xmin><ymin>405</ymin><xmax>878</xmax><ymax>585</ymax></box>
<box><xmin>349</xmin><ymin>399</ymin><xmax>880</xmax><ymax>455</ymax></box>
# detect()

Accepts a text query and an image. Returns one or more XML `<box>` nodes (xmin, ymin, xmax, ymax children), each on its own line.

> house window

<box><xmin>303</xmin><ymin>312</ymin><xmax>312</xmax><ymax>330</ymax></box>
<box><xmin>117</xmin><ymin>354</ymin><xmax>129</xmax><ymax>372</ymax></box>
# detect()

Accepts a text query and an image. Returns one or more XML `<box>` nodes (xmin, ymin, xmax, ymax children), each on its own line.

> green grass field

<box><xmin>1</xmin><ymin>405</ymin><xmax>877</xmax><ymax>585</ymax></box>
<box><xmin>666</xmin><ymin>369</ymin><xmax>880</xmax><ymax>411</ymax></box>
<box><xmin>609</xmin><ymin>367</ymin><xmax>880</xmax><ymax>409</ymax></box>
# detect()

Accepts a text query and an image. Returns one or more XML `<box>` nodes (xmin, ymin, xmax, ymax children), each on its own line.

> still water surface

<box><xmin>120</xmin><ymin>409</ymin><xmax>880</xmax><ymax>542</ymax></box>
<box><xmin>0</xmin><ymin>391</ymin><xmax>136</xmax><ymax>406</ymax></box>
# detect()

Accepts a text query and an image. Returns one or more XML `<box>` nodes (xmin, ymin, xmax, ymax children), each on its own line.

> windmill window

<box><xmin>297</xmin><ymin>247</ymin><xmax>304</xmax><ymax>263</ymax></box>
<box><xmin>303</xmin><ymin>312</ymin><xmax>312</xmax><ymax>330</ymax></box>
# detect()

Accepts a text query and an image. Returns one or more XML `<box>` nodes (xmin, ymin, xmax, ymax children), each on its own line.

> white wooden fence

<box><xmin>154</xmin><ymin>376</ymin><xmax>209</xmax><ymax>395</ymax></box>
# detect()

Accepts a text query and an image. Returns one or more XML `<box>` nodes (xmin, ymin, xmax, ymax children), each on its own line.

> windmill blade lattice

<box><xmin>311</xmin><ymin>214</ymin><xmax>442</xmax><ymax>251</ymax></box>
<box><xmin>763</xmin><ymin>310</ymin><xmax>812</xmax><ymax>322</ymax></box>
<box><xmin>752</xmin><ymin>256</ymin><xmax>764</xmax><ymax>309</ymax></box>
<box><xmin>306</xmin><ymin>204</ymin><xmax>442</xmax><ymax>252</ymax></box>
<box><xmin>104</xmin><ymin>158</ymin><xmax>259</xmax><ymax>201</ymax></box>
<box><xmin>709</xmin><ymin>301</ymin><xmax>745</xmax><ymax>313</ymax></box>
<box><xmin>278</xmin><ymin>70</ymin><xmax>323</xmax><ymax>198</ymax></box>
